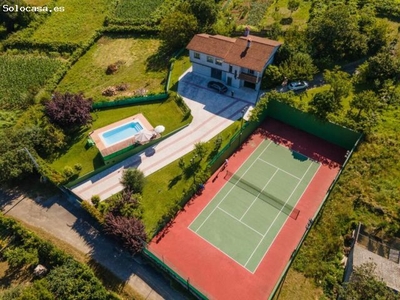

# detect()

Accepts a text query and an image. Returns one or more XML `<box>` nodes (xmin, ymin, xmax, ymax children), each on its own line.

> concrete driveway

<box><xmin>72</xmin><ymin>69</ymin><xmax>258</xmax><ymax>201</ymax></box>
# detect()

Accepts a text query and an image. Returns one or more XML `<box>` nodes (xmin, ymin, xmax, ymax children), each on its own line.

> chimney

<box><xmin>244</xmin><ymin>26</ymin><xmax>250</xmax><ymax>37</ymax></box>
<box><xmin>246</xmin><ymin>39</ymin><xmax>251</xmax><ymax>48</ymax></box>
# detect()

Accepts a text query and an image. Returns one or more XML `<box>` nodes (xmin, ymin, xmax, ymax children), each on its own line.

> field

<box><xmin>112</xmin><ymin>0</ymin><xmax>164</xmax><ymax>20</ymax></box>
<box><xmin>25</xmin><ymin>0</ymin><xmax>52</xmax><ymax>5</ymax></box>
<box><xmin>30</xmin><ymin>0</ymin><xmax>109</xmax><ymax>43</ymax></box>
<box><xmin>0</xmin><ymin>54</ymin><xmax>64</xmax><ymax>109</ymax></box>
<box><xmin>56</xmin><ymin>36</ymin><xmax>166</xmax><ymax>101</ymax></box>
<box><xmin>50</xmin><ymin>97</ymin><xmax>190</xmax><ymax>177</ymax></box>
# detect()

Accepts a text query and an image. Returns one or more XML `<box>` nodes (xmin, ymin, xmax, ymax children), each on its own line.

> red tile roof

<box><xmin>186</xmin><ymin>34</ymin><xmax>282</xmax><ymax>72</ymax></box>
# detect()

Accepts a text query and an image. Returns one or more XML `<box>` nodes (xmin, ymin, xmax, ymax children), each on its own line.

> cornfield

<box><xmin>113</xmin><ymin>0</ymin><xmax>164</xmax><ymax>20</ymax></box>
<box><xmin>0</xmin><ymin>55</ymin><xmax>63</xmax><ymax>109</ymax></box>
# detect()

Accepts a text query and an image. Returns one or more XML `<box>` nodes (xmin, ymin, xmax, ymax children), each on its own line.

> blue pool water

<box><xmin>102</xmin><ymin>121</ymin><xmax>143</xmax><ymax>146</ymax></box>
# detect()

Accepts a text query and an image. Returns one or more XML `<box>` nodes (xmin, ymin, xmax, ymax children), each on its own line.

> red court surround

<box><xmin>149</xmin><ymin>118</ymin><xmax>347</xmax><ymax>300</ymax></box>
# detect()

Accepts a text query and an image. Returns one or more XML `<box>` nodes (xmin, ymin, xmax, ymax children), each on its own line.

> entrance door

<box><xmin>227</xmin><ymin>77</ymin><xmax>232</xmax><ymax>86</ymax></box>
<box><xmin>211</xmin><ymin>68</ymin><xmax>222</xmax><ymax>80</ymax></box>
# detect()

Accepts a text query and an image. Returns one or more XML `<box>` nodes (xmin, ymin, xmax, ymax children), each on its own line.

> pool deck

<box><xmin>90</xmin><ymin>113</ymin><xmax>155</xmax><ymax>157</ymax></box>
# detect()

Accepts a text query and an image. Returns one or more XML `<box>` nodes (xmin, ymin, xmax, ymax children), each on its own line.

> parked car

<box><xmin>207</xmin><ymin>81</ymin><xmax>228</xmax><ymax>94</ymax></box>
<box><xmin>288</xmin><ymin>81</ymin><xmax>308</xmax><ymax>91</ymax></box>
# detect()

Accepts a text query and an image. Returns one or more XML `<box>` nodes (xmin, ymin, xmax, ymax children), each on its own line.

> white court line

<box><xmin>217</xmin><ymin>207</ymin><xmax>264</xmax><ymax>236</ymax></box>
<box><xmin>244</xmin><ymin>162</ymin><xmax>315</xmax><ymax>269</ymax></box>
<box><xmin>250</xmin><ymin>162</ymin><xmax>321</xmax><ymax>274</ymax></box>
<box><xmin>190</xmin><ymin>141</ymin><xmax>273</xmax><ymax>233</ymax></box>
<box><xmin>239</xmin><ymin>169</ymin><xmax>279</xmax><ymax>222</ymax></box>
<box><xmin>187</xmin><ymin>227</ymin><xmax>252</xmax><ymax>272</ymax></box>
<box><xmin>257</xmin><ymin>158</ymin><xmax>301</xmax><ymax>180</ymax></box>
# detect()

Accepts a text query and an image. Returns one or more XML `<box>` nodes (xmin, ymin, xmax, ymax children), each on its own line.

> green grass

<box><xmin>141</xmin><ymin>121</ymin><xmax>241</xmax><ymax>236</ymax></box>
<box><xmin>169</xmin><ymin>52</ymin><xmax>191</xmax><ymax>91</ymax></box>
<box><xmin>25</xmin><ymin>0</ymin><xmax>52</xmax><ymax>5</ymax></box>
<box><xmin>0</xmin><ymin>54</ymin><xmax>64</xmax><ymax>109</ymax></box>
<box><xmin>50</xmin><ymin>97</ymin><xmax>189</xmax><ymax>176</ymax></box>
<box><xmin>262</xmin><ymin>0</ymin><xmax>311</xmax><ymax>29</ymax></box>
<box><xmin>30</xmin><ymin>0</ymin><xmax>109</xmax><ymax>43</ymax></box>
<box><xmin>57</xmin><ymin>36</ymin><xmax>166</xmax><ymax>101</ymax></box>
<box><xmin>113</xmin><ymin>0</ymin><xmax>163</xmax><ymax>20</ymax></box>
<box><xmin>0</xmin><ymin>110</ymin><xmax>21</xmax><ymax>129</ymax></box>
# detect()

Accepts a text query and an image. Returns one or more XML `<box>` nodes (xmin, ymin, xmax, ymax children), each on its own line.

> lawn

<box><xmin>30</xmin><ymin>0</ymin><xmax>109</xmax><ymax>43</ymax></box>
<box><xmin>50</xmin><ymin>97</ymin><xmax>189</xmax><ymax>176</ymax></box>
<box><xmin>57</xmin><ymin>36</ymin><xmax>167</xmax><ymax>101</ymax></box>
<box><xmin>169</xmin><ymin>51</ymin><xmax>191</xmax><ymax>91</ymax></box>
<box><xmin>262</xmin><ymin>0</ymin><xmax>311</xmax><ymax>29</ymax></box>
<box><xmin>140</xmin><ymin>121</ymin><xmax>241</xmax><ymax>236</ymax></box>
<box><xmin>25</xmin><ymin>0</ymin><xmax>52</xmax><ymax>5</ymax></box>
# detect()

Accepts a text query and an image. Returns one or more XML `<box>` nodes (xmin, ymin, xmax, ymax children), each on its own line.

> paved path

<box><xmin>72</xmin><ymin>70</ymin><xmax>258</xmax><ymax>200</ymax></box>
<box><xmin>0</xmin><ymin>189</ymin><xmax>186</xmax><ymax>300</ymax></box>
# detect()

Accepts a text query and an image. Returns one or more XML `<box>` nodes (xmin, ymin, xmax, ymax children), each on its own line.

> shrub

<box><xmin>91</xmin><ymin>195</ymin><xmax>100</xmax><ymax>207</ymax></box>
<box><xmin>45</xmin><ymin>92</ymin><xmax>93</xmax><ymax>130</ymax></box>
<box><xmin>120</xmin><ymin>168</ymin><xmax>145</xmax><ymax>194</ymax></box>
<box><xmin>74</xmin><ymin>163</ymin><xmax>82</xmax><ymax>171</ymax></box>
<box><xmin>63</xmin><ymin>166</ymin><xmax>74</xmax><ymax>178</ymax></box>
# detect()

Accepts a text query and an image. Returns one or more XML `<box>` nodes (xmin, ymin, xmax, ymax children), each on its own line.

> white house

<box><xmin>186</xmin><ymin>33</ymin><xmax>282</xmax><ymax>91</ymax></box>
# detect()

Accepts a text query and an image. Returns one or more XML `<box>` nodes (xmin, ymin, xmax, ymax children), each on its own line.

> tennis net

<box><xmin>224</xmin><ymin>171</ymin><xmax>300</xmax><ymax>220</ymax></box>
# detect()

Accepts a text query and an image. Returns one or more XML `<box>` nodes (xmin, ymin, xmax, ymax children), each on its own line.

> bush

<box><xmin>63</xmin><ymin>166</ymin><xmax>74</xmax><ymax>178</ymax></box>
<box><xmin>120</xmin><ymin>168</ymin><xmax>145</xmax><ymax>194</ymax></box>
<box><xmin>45</xmin><ymin>92</ymin><xmax>93</xmax><ymax>130</ymax></box>
<box><xmin>91</xmin><ymin>195</ymin><xmax>100</xmax><ymax>207</ymax></box>
<box><xmin>74</xmin><ymin>163</ymin><xmax>82</xmax><ymax>171</ymax></box>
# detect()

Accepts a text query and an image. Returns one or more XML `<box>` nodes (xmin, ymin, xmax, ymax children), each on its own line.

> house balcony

<box><xmin>238</xmin><ymin>72</ymin><xmax>258</xmax><ymax>83</ymax></box>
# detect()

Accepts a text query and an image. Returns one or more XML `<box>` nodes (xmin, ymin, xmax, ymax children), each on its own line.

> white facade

<box><xmin>188</xmin><ymin>48</ymin><xmax>279</xmax><ymax>91</ymax></box>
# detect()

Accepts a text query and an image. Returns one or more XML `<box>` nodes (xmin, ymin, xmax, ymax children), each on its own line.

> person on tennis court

<box><xmin>224</xmin><ymin>159</ymin><xmax>228</xmax><ymax>167</ymax></box>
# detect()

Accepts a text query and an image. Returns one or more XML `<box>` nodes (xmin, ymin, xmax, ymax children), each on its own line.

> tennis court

<box><xmin>189</xmin><ymin>139</ymin><xmax>320</xmax><ymax>273</ymax></box>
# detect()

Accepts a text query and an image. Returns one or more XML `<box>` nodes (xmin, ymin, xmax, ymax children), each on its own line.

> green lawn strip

<box><xmin>57</xmin><ymin>36</ymin><xmax>166</xmax><ymax>101</ymax></box>
<box><xmin>30</xmin><ymin>0</ymin><xmax>109</xmax><ymax>43</ymax></box>
<box><xmin>140</xmin><ymin>121</ymin><xmax>241</xmax><ymax>236</ymax></box>
<box><xmin>169</xmin><ymin>52</ymin><xmax>191</xmax><ymax>92</ymax></box>
<box><xmin>50</xmin><ymin>98</ymin><xmax>187</xmax><ymax>176</ymax></box>
<box><xmin>25</xmin><ymin>0</ymin><xmax>52</xmax><ymax>5</ymax></box>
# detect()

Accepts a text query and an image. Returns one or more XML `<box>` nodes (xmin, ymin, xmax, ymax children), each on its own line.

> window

<box><xmin>215</xmin><ymin>59</ymin><xmax>223</xmax><ymax>66</ymax></box>
<box><xmin>207</xmin><ymin>56</ymin><xmax>214</xmax><ymax>63</ymax></box>
<box><xmin>194</xmin><ymin>52</ymin><xmax>200</xmax><ymax>59</ymax></box>
<box><xmin>229</xmin><ymin>65</ymin><xmax>233</xmax><ymax>73</ymax></box>
<box><xmin>248</xmin><ymin>69</ymin><xmax>255</xmax><ymax>75</ymax></box>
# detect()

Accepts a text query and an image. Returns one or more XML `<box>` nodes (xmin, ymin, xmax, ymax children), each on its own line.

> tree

<box><xmin>323</xmin><ymin>66</ymin><xmax>353</xmax><ymax>104</ymax></box>
<box><xmin>287</xmin><ymin>0</ymin><xmax>300</xmax><ymax>17</ymax></box>
<box><xmin>339</xmin><ymin>262</ymin><xmax>398</xmax><ymax>300</ymax></box>
<box><xmin>187</xmin><ymin>0</ymin><xmax>218</xmax><ymax>31</ymax></box>
<box><xmin>120</xmin><ymin>168</ymin><xmax>145</xmax><ymax>194</ymax></box>
<box><xmin>379</xmin><ymin>80</ymin><xmax>400</xmax><ymax>106</ymax></box>
<box><xmin>45</xmin><ymin>92</ymin><xmax>93</xmax><ymax>130</ymax></box>
<box><xmin>194</xmin><ymin>141</ymin><xmax>207</xmax><ymax>160</ymax></box>
<box><xmin>350</xmin><ymin>90</ymin><xmax>379</xmax><ymax>119</ymax></box>
<box><xmin>160</xmin><ymin>10</ymin><xmax>198</xmax><ymax>51</ymax></box>
<box><xmin>279</xmin><ymin>52</ymin><xmax>318</xmax><ymax>81</ymax></box>
<box><xmin>307</xmin><ymin>5</ymin><xmax>368</xmax><ymax>61</ymax></box>
<box><xmin>0</xmin><ymin>0</ymin><xmax>34</xmax><ymax>33</ymax></box>
<box><xmin>308</xmin><ymin>91</ymin><xmax>339</xmax><ymax>119</ymax></box>
<box><xmin>261</xmin><ymin>65</ymin><xmax>284</xmax><ymax>89</ymax></box>
<box><xmin>109</xmin><ymin>189</ymin><xmax>142</xmax><ymax>218</ymax></box>
<box><xmin>103</xmin><ymin>213</ymin><xmax>147</xmax><ymax>254</ymax></box>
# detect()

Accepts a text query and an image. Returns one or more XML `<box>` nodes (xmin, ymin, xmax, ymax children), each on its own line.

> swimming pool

<box><xmin>101</xmin><ymin>121</ymin><xmax>143</xmax><ymax>147</ymax></box>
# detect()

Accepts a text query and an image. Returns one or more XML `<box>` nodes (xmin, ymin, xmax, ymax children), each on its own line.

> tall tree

<box><xmin>120</xmin><ymin>168</ymin><xmax>146</xmax><ymax>194</ymax></box>
<box><xmin>323</xmin><ymin>66</ymin><xmax>353</xmax><ymax>104</ymax></box>
<box><xmin>159</xmin><ymin>10</ymin><xmax>198</xmax><ymax>51</ymax></box>
<box><xmin>307</xmin><ymin>5</ymin><xmax>368</xmax><ymax>61</ymax></box>
<box><xmin>279</xmin><ymin>52</ymin><xmax>318</xmax><ymax>81</ymax></box>
<box><xmin>350</xmin><ymin>90</ymin><xmax>379</xmax><ymax>119</ymax></box>
<box><xmin>0</xmin><ymin>0</ymin><xmax>34</xmax><ymax>33</ymax></box>
<box><xmin>187</xmin><ymin>0</ymin><xmax>218</xmax><ymax>31</ymax></box>
<box><xmin>308</xmin><ymin>91</ymin><xmax>339</xmax><ymax>119</ymax></box>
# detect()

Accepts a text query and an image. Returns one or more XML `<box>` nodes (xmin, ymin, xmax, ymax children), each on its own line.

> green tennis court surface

<box><xmin>189</xmin><ymin>140</ymin><xmax>320</xmax><ymax>272</ymax></box>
